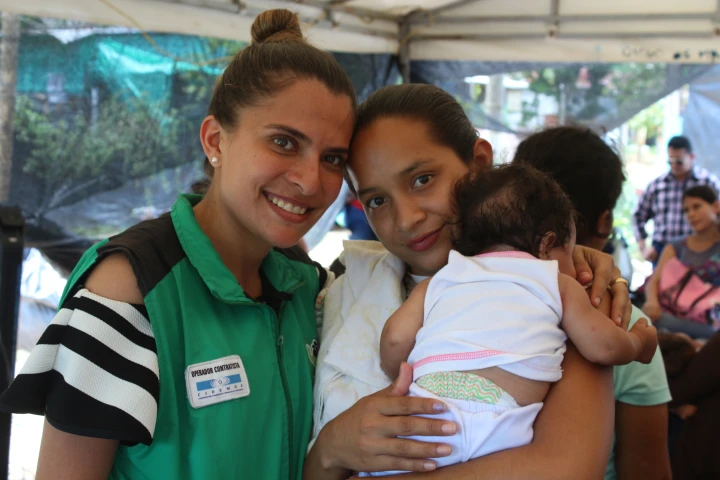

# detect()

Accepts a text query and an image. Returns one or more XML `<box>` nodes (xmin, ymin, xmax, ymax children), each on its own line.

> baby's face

<box><xmin>547</xmin><ymin>228</ymin><xmax>577</xmax><ymax>278</ymax></box>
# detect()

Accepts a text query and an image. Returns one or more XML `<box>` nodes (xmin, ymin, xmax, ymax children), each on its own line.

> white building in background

<box><xmin>463</xmin><ymin>74</ymin><xmax>560</xmax><ymax>133</ymax></box>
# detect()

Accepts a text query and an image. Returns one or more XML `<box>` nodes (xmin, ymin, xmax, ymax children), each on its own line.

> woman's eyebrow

<box><xmin>267</xmin><ymin>124</ymin><xmax>349</xmax><ymax>153</ymax></box>
<box><xmin>326</xmin><ymin>147</ymin><xmax>350</xmax><ymax>155</ymax></box>
<box><xmin>399</xmin><ymin>159</ymin><xmax>433</xmax><ymax>177</ymax></box>
<box><xmin>265</xmin><ymin>124</ymin><xmax>310</xmax><ymax>142</ymax></box>
<box><xmin>357</xmin><ymin>159</ymin><xmax>433</xmax><ymax>197</ymax></box>
<box><xmin>358</xmin><ymin>186</ymin><xmax>379</xmax><ymax>197</ymax></box>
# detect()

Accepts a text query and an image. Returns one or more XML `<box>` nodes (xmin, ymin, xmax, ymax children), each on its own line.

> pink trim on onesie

<box><xmin>413</xmin><ymin>251</ymin><xmax>559</xmax><ymax>375</ymax></box>
<box><xmin>474</xmin><ymin>251</ymin><xmax>536</xmax><ymax>260</ymax></box>
<box><xmin>413</xmin><ymin>349</ymin><xmax>505</xmax><ymax>370</ymax></box>
<box><xmin>413</xmin><ymin>350</ymin><xmax>561</xmax><ymax>374</ymax></box>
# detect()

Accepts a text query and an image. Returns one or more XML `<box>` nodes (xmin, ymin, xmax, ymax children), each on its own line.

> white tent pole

<box><xmin>549</xmin><ymin>0</ymin><xmax>559</xmax><ymax>37</ymax></box>
<box><xmin>412</xmin><ymin>31</ymin><xmax>718</xmax><ymax>41</ymax></box>
<box><xmin>409</xmin><ymin>12</ymin><xmax>715</xmax><ymax>25</ymax></box>
<box><xmin>429</xmin><ymin>0</ymin><xmax>485</xmax><ymax>16</ymax></box>
<box><xmin>0</xmin><ymin>13</ymin><xmax>20</xmax><ymax>204</ymax></box>
<box><xmin>293</xmin><ymin>0</ymin><xmax>397</xmax><ymax>22</ymax></box>
<box><xmin>146</xmin><ymin>0</ymin><xmax>398</xmax><ymax>40</ymax></box>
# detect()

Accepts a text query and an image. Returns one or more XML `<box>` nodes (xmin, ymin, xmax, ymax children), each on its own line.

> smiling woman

<box><xmin>197</xmin><ymin>78</ymin><xmax>354</xmax><ymax>260</ymax></box>
<box><xmin>308</xmin><ymin>84</ymin><xmax>629</xmax><ymax>480</ymax></box>
<box><xmin>348</xmin><ymin>84</ymin><xmax>491</xmax><ymax>276</ymax></box>
<box><xmin>0</xmin><ymin>8</ymin><xmax>357</xmax><ymax>480</ymax></box>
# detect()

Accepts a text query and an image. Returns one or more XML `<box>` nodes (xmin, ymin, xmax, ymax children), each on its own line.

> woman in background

<box><xmin>644</xmin><ymin>185</ymin><xmax>720</xmax><ymax>339</ymax></box>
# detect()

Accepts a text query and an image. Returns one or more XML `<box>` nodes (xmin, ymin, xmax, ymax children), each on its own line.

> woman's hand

<box><xmin>572</xmin><ymin>245</ymin><xmax>632</xmax><ymax>328</ymax></box>
<box><xmin>389</xmin><ymin>344</ymin><xmax>615</xmax><ymax>480</ymax></box>
<box><xmin>643</xmin><ymin>302</ymin><xmax>662</xmax><ymax>322</ymax></box>
<box><xmin>309</xmin><ymin>363</ymin><xmax>456</xmax><ymax>477</ymax></box>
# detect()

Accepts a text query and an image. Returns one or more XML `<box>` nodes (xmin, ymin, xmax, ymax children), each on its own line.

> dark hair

<box><xmin>354</xmin><ymin>84</ymin><xmax>478</xmax><ymax>164</ymax></box>
<box><xmin>668</xmin><ymin>135</ymin><xmax>693</xmax><ymax>153</ymax></box>
<box><xmin>203</xmin><ymin>9</ymin><xmax>357</xmax><ymax>178</ymax></box>
<box><xmin>512</xmin><ymin>126</ymin><xmax>625</xmax><ymax>245</ymax></box>
<box><xmin>190</xmin><ymin>178</ymin><xmax>211</xmax><ymax>195</ymax></box>
<box><xmin>683</xmin><ymin>185</ymin><xmax>718</xmax><ymax>204</ymax></box>
<box><xmin>658</xmin><ymin>332</ymin><xmax>696</xmax><ymax>377</ymax></box>
<box><xmin>452</xmin><ymin>163</ymin><xmax>575</xmax><ymax>257</ymax></box>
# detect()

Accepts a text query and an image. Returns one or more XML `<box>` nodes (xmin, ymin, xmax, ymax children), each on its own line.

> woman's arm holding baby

<box><xmin>559</xmin><ymin>274</ymin><xmax>657</xmax><ymax>365</ymax></box>
<box><xmin>396</xmin><ymin>342</ymin><xmax>615</xmax><ymax>480</ymax></box>
<box><xmin>394</xmin><ymin>290</ymin><xmax>617</xmax><ymax>480</ymax></box>
<box><xmin>380</xmin><ymin>279</ymin><xmax>430</xmax><ymax>378</ymax></box>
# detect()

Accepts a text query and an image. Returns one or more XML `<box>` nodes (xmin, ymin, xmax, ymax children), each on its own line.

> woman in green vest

<box><xmin>0</xmin><ymin>8</ymin><xmax>366</xmax><ymax>480</ymax></box>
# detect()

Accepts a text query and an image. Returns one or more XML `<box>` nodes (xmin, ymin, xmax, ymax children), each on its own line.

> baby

<box><xmin>369</xmin><ymin>164</ymin><xmax>657</xmax><ymax>476</ymax></box>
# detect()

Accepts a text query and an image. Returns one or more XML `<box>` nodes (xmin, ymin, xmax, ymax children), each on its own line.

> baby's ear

<box><xmin>469</xmin><ymin>138</ymin><xmax>493</xmax><ymax>174</ymax></box>
<box><xmin>538</xmin><ymin>232</ymin><xmax>557</xmax><ymax>259</ymax></box>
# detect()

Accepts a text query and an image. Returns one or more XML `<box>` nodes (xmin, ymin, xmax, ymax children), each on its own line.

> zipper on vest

<box><xmin>269</xmin><ymin>305</ymin><xmax>293</xmax><ymax>480</ymax></box>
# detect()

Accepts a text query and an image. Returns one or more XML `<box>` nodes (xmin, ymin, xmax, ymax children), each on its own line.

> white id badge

<box><xmin>185</xmin><ymin>355</ymin><xmax>250</xmax><ymax>409</ymax></box>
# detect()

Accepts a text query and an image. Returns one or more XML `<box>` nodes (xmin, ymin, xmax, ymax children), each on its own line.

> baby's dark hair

<box><xmin>452</xmin><ymin>163</ymin><xmax>575</xmax><ymax>257</ymax></box>
<box><xmin>658</xmin><ymin>332</ymin><xmax>696</xmax><ymax>377</ymax></box>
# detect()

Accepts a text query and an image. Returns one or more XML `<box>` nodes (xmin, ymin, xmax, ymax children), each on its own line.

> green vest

<box><xmin>62</xmin><ymin>195</ymin><xmax>321</xmax><ymax>480</ymax></box>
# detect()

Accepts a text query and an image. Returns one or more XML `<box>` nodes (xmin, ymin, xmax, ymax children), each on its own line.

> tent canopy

<box><xmin>3</xmin><ymin>0</ymin><xmax>720</xmax><ymax>63</ymax></box>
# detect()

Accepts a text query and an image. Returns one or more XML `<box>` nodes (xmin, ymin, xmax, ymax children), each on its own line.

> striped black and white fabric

<box><xmin>0</xmin><ymin>289</ymin><xmax>159</xmax><ymax>445</ymax></box>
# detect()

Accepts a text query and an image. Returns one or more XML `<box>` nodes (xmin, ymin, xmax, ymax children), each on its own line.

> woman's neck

<box><xmin>692</xmin><ymin>225</ymin><xmax>720</xmax><ymax>245</ymax></box>
<box><xmin>193</xmin><ymin>192</ymin><xmax>271</xmax><ymax>297</ymax></box>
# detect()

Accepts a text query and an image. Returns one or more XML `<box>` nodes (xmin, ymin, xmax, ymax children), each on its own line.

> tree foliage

<box><xmin>14</xmin><ymin>94</ymin><xmax>191</xmax><ymax>216</ymax></box>
<box><xmin>521</xmin><ymin>63</ymin><xmax>667</xmax><ymax>127</ymax></box>
<box><xmin>174</xmin><ymin>38</ymin><xmax>243</xmax><ymax>105</ymax></box>
<box><xmin>526</xmin><ymin>65</ymin><xmax>611</xmax><ymax>120</ymax></box>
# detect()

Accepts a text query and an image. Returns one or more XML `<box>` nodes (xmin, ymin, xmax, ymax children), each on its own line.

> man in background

<box><xmin>633</xmin><ymin>135</ymin><xmax>720</xmax><ymax>263</ymax></box>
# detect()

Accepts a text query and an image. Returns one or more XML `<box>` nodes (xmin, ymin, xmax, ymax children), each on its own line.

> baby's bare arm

<box><xmin>559</xmin><ymin>274</ymin><xmax>657</xmax><ymax>365</ymax></box>
<box><xmin>380</xmin><ymin>279</ymin><xmax>430</xmax><ymax>378</ymax></box>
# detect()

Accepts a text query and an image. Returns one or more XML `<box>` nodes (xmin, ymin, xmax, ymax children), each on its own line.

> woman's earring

<box><xmin>210</xmin><ymin>157</ymin><xmax>219</xmax><ymax>166</ymax></box>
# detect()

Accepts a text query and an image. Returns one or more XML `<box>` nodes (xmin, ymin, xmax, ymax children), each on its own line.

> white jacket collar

<box><xmin>323</xmin><ymin>240</ymin><xmax>406</xmax><ymax>388</ymax></box>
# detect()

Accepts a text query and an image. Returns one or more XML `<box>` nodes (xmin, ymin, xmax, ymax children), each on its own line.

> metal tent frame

<box><xmin>3</xmin><ymin>0</ymin><xmax>720</xmax><ymax>76</ymax></box>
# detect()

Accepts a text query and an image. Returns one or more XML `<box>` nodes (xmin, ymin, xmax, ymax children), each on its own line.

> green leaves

<box><xmin>14</xmin><ymin>93</ymin><xmax>192</xmax><ymax>211</ymax></box>
<box><xmin>523</xmin><ymin>63</ymin><xmax>667</xmax><ymax>123</ymax></box>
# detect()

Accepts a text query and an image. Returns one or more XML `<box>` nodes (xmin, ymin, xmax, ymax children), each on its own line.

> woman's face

<box><xmin>203</xmin><ymin>79</ymin><xmax>355</xmax><ymax>249</ymax></box>
<box><xmin>683</xmin><ymin>196</ymin><xmax>720</xmax><ymax>233</ymax></box>
<box><xmin>348</xmin><ymin>117</ymin><xmax>490</xmax><ymax>276</ymax></box>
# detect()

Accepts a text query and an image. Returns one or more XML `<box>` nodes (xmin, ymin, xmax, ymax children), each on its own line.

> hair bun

<box><xmin>251</xmin><ymin>9</ymin><xmax>304</xmax><ymax>44</ymax></box>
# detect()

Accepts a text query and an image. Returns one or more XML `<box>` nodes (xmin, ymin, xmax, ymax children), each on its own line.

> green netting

<box><xmin>17</xmin><ymin>32</ymin><xmax>232</xmax><ymax>106</ymax></box>
<box><xmin>3</xmin><ymin>24</ymin><xmax>396</xmax><ymax>272</ymax></box>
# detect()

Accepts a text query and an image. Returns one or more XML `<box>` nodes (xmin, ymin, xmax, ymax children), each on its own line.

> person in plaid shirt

<box><xmin>633</xmin><ymin>136</ymin><xmax>720</xmax><ymax>264</ymax></box>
